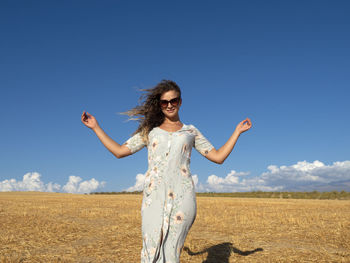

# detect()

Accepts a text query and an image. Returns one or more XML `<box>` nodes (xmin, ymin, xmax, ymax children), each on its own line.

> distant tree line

<box><xmin>90</xmin><ymin>190</ymin><xmax>350</xmax><ymax>200</ymax></box>
<box><xmin>91</xmin><ymin>191</ymin><xmax>143</xmax><ymax>195</ymax></box>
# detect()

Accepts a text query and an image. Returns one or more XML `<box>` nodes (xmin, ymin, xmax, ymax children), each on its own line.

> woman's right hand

<box><xmin>81</xmin><ymin>111</ymin><xmax>99</xmax><ymax>130</ymax></box>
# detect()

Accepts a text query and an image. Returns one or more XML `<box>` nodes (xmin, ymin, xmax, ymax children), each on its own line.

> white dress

<box><xmin>124</xmin><ymin>124</ymin><xmax>214</xmax><ymax>263</ymax></box>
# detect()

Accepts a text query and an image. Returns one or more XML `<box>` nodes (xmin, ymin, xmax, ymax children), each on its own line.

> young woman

<box><xmin>81</xmin><ymin>80</ymin><xmax>252</xmax><ymax>262</ymax></box>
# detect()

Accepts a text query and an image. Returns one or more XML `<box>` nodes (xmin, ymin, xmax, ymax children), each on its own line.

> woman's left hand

<box><xmin>235</xmin><ymin>118</ymin><xmax>252</xmax><ymax>134</ymax></box>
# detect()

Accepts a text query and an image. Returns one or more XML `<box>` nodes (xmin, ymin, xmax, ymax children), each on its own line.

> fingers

<box><xmin>81</xmin><ymin>111</ymin><xmax>89</xmax><ymax>122</ymax></box>
<box><xmin>244</xmin><ymin>118</ymin><xmax>252</xmax><ymax>125</ymax></box>
<box><xmin>240</xmin><ymin>118</ymin><xmax>252</xmax><ymax>130</ymax></box>
<box><xmin>241</xmin><ymin>119</ymin><xmax>249</xmax><ymax>126</ymax></box>
<box><xmin>245</xmin><ymin>118</ymin><xmax>252</xmax><ymax>129</ymax></box>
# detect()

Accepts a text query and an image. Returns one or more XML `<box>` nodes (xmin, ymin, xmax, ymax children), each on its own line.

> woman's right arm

<box><xmin>81</xmin><ymin>111</ymin><xmax>132</xmax><ymax>159</ymax></box>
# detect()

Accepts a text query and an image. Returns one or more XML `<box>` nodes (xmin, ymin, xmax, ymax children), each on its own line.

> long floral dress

<box><xmin>124</xmin><ymin>124</ymin><xmax>214</xmax><ymax>263</ymax></box>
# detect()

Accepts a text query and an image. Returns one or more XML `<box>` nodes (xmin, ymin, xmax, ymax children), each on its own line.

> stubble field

<box><xmin>0</xmin><ymin>192</ymin><xmax>349</xmax><ymax>262</ymax></box>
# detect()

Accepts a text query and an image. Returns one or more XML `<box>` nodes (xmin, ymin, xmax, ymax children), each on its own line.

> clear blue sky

<box><xmin>1</xmin><ymin>1</ymin><xmax>349</xmax><ymax>193</ymax></box>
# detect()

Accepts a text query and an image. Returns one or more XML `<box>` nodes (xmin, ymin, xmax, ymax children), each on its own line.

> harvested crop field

<box><xmin>0</xmin><ymin>192</ymin><xmax>349</xmax><ymax>262</ymax></box>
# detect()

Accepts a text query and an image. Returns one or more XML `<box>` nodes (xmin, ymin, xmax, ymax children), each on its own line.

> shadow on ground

<box><xmin>183</xmin><ymin>242</ymin><xmax>263</xmax><ymax>263</ymax></box>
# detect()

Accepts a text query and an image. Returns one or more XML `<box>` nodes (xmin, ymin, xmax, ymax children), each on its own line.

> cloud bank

<box><xmin>126</xmin><ymin>160</ymin><xmax>350</xmax><ymax>192</ymax></box>
<box><xmin>0</xmin><ymin>172</ymin><xmax>105</xmax><ymax>194</ymax></box>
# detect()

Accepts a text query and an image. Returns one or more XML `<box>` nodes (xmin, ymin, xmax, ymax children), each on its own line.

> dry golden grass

<box><xmin>0</xmin><ymin>192</ymin><xmax>349</xmax><ymax>262</ymax></box>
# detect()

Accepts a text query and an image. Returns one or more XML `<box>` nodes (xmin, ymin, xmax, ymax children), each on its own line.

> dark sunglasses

<box><xmin>159</xmin><ymin>97</ymin><xmax>181</xmax><ymax>108</ymax></box>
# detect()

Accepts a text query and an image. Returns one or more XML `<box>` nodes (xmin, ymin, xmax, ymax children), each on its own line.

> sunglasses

<box><xmin>159</xmin><ymin>97</ymin><xmax>181</xmax><ymax>108</ymax></box>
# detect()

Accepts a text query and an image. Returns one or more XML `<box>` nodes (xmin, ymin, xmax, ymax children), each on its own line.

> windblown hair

<box><xmin>122</xmin><ymin>80</ymin><xmax>181</xmax><ymax>143</ymax></box>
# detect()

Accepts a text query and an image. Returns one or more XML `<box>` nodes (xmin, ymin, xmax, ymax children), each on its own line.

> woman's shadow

<box><xmin>183</xmin><ymin>242</ymin><xmax>263</xmax><ymax>263</ymax></box>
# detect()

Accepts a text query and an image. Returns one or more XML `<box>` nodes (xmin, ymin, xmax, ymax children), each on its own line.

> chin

<box><xmin>163</xmin><ymin>110</ymin><xmax>178</xmax><ymax>118</ymax></box>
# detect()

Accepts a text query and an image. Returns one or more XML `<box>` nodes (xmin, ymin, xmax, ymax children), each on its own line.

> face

<box><xmin>160</xmin><ymin>90</ymin><xmax>182</xmax><ymax>119</ymax></box>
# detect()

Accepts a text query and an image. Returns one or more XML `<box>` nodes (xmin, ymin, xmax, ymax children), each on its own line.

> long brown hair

<box><xmin>122</xmin><ymin>80</ymin><xmax>181</xmax><ymax>143</ymax></box>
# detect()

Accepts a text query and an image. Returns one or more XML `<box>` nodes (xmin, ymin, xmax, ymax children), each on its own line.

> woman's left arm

<box><xmin>205</xmin><ymin>118</ymin><xmax>252</xmax><ymax>164</ymax></box>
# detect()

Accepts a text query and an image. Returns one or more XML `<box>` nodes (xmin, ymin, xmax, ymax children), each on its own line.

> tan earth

<box><xmin>0</xmin><ymin>192</ymin><xmax>349</xmax><ymax>262</ymax></box>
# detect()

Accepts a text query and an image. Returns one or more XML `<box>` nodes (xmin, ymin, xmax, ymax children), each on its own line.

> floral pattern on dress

<box><xmin>124</xmin><ymin>124</ymin><xmax>214</xmax><ymax>263</ymax></box>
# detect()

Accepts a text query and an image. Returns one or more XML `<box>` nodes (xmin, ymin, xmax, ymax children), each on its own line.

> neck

<box><xmin>163</xmin><ymin>116</ymin><xmax>181</xmax><ymax>124</ymax></box>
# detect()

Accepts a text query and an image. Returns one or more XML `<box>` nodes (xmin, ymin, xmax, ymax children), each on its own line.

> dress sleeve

<box><xmin>123</xmin><ymin>132</ymin><xmax>146</xmax><ymax>154</ymax></box>
<box><xmin>192</xmin><ymin>125</ymin><xmax>214</xmax><ymax>156</ymax></box>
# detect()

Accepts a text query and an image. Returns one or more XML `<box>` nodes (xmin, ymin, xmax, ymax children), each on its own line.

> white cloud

<box><xmin>260</xmin><ymin>160</ymin><xmax>350</xmax><ymax>191</ymax></box>
<box><xmin>125</xmin><ymin>173</ymin><xmax>146</xmax><ymax>192</ymax></box>
<box><xmin>198</xmin><ymin>160</ymin><xmax>350</xmax><ymax>192</ymax></box>
<box><xmin>198</xmin><ymin>170</ymin><xmax>281</xmax><ymax>192</ymax></box>
<box><xmin>46</xmin><ymin>182</ymin><xmax>61</xmax><ymax>192</ymax></box>
<box><xmin>0</xmin><ymin>172</ymin><xmax>57</xmax><ymax>192</ymax></box>
<box><xmin>62</xmin><ymin>175</ymin><xmax>106</xmax><ymax>194</ymax></box>
<box><xmin>0</xmin><ymin>172</ymin><xmax>105</xmax><ymax>194</ymax></box>
<box><xmin>207</xmin><ymin>170</ymin><xmax>248</xmax><ymax>186</ymax></box>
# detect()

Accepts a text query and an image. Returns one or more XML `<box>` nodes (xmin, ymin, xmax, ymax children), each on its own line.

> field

<box><xmin>0</xmin><ymin>192</ymin><xmax>349</xmax><ymax>262</ymax></box>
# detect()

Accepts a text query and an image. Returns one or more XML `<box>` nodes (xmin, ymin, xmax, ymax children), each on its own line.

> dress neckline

<box><xmin>157</xmin><ymin>123</ymin><xmax>186</xmax><ymax>133</ymax></box>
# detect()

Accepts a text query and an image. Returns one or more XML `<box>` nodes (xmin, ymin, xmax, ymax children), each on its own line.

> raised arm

<box><xmin>205</xmin><ymin>118</ymin><xmax>252</xmax><ymax>164</ymax></box>
<box><xmin>81</xmin><ymin>111</ymin><xmax>132</xmax><ymax>159</ymax></box>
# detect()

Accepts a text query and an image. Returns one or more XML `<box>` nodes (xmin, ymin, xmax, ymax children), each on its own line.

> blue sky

<box><xmin>1</xmin><ymin>1</ymin><xmax>350</xmax><ymax>193</ymax></box>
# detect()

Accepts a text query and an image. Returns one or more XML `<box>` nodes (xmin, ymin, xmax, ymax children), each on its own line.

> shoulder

<box><xmin>183</xmin><ymin>124</ymin><xmax>199</xmax><ymax>135</ymax></box>
<box><xmin>149</xmin><ymin>126</ymin><xmax>159</xmax><ymax>135</ymax></box>
<box><xmin>185</xmin><ymin>123</ymin><xmax>196</xmax><ymax>129</ymax></box>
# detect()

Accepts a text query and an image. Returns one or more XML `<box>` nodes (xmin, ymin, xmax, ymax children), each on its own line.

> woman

<box><xmin>81</xmin><ymin>80</ymin><xmax>252</xmax><ymax>262</ymax></box>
